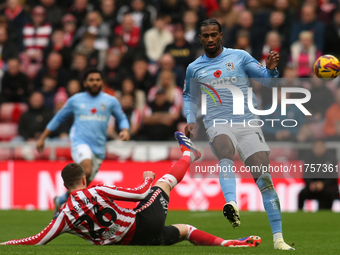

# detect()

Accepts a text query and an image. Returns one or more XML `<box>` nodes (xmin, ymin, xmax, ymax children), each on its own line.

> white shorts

<box><xmin>71</xmin><ymin>144</ymin><xmax>103</xmax><ymax>182</ymax></box>
<box><xmin>206</xmin><ymin>123</ymin><xmax>270</xmax><ymax>163</ymax></box>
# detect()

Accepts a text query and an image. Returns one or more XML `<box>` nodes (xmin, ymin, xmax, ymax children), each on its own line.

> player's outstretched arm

<box><xmin>244</xmin><ymin>50</ymin><xmax>279</xmax><ymax>87</ymax></box>
<box><xmin>96</xmin><ymin>171</ymin><xmax>155</xmax><ymax>202</ymax></box>
<box><xmin>1</xmin><ymin>214</ymin><xmax>68</xmax><ymax>245</ymax></box>
<box><xmin>36</xmin><ymin>128</ymin><xmax>52</xmax><ymax>152</ymax></box>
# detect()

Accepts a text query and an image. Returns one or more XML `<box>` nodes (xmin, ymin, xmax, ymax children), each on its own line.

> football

<box><xmin>313</xmin><ymin>54</ymin><xmax>340</xmax><ymax>79</ymax></box>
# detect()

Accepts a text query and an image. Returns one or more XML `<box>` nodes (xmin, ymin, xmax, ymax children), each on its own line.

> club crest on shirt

<box><xmin>100</xmin><ymin>103</ymin><xmax>106</xmax><ymax>111</ymax></box>
<box><xmin>225</xmin><ymin>62</ymin><xmax>235</xmax><ymax>71</ymax></box>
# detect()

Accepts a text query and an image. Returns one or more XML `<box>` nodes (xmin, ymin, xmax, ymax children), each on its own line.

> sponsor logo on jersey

<box><xmin>100</xmin><ymin>103</ymin><xmax>106</xmax><ymax>111</ymax></box>
<box><xmin>226</xmin><ymin>62</ymin><xmax>235</xmax><ymax>71</ymax></box>
<box><xmin>79</xmin><ymin>115</ymin><xmax>108</xmax><ymax>121</ymax></box>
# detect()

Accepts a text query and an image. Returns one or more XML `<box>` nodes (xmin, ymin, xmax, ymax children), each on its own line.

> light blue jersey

<box><xmin>183</xmin><ymin>48</ymin><xmax>279</xmax><ymax>128</ymax></box>
<box><xmin>47</xmin><ymin>92</ymin><xmax>129</xmax><ymax>159</ymax></box>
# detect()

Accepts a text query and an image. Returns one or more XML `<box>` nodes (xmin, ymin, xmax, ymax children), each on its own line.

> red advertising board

<box><xmin>0</xmin><ymin>160</ymin><xmax>339</xmax><ymax>212</ymax></box>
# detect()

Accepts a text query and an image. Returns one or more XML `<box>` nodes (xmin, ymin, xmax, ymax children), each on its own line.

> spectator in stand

<box><xmin>39</xmin><ymin>74</ymin><xmax>58</xmax><ymax>110</ymax></box>
<box><xmin>305</xmin><ymin>77</ymin><xmax>334</xmax><ymax>122</ymax></box>
<box><xmin>131</xmin><ymin>57</ymin><xmax>153</xmax><ymax>93</ymax></box>
<box><xmin>74</xmin><ymin>32</ymin><xmax>106</xmax><ymax>70</ymax></box>
<box><xmin>226</xmin><ymin>10</ymin><xmax>256</xmax><ymax>50</ymax></box>
<box><xmin>234</xmin><ymin>29</ymin><xmax>252</xmax><ymax>54</ymax></box>
<box><xmin>74</xmin><ymin>11</ymin><xmax>111</xmax><ymax>50</ymax></box>
<box><xmin>255</xmin><ymin>31</ymin><xmax>289</xmax><ymax>75</ymax></box>
<box><xmin>290</xmin><ymin>4</ymin><xmax>324</xmax><ymax>51</ymax></box>
<box><xmin>0</xmin><ymin>25</ymin><xmax>18</xmax><ymax>68</ymax></box>
<box><xmin>290</xmin><ymin>31</ymin><xmax>321</xmax><ymax>78</ymax></box>
<box><xmin>62</xmin><ymin>14</ymin><xmax>77</xmax><ymax>48</ymax></box>
<box><xmin>164</xmin><ymin>23</ymin><xmax>195</xmax><ymax>70</ymax></box>
<box><xmin>324</xmin><ymin>88</ymin><xmax>340</xmax><ymax>137</ymax></box>
<box><xmin>66</xmin><ymin>79</ymin><xmax>82</xmax><ymax>97</ymax></box>
<box><xmin>212</xmin><ymin>0</ymin><xmax>239</xmax><ymax>30</ymax></box>
<box><xmin>0</xmin><ymin>0</ymin><xmax>29</xmax><ymax>51</ymax></box>
<box><xmin>201</xmin><ymin>0</ymin><xmax>219</xmax><ymax>18</ymax></box>
<box><xmin>275</xmin><ymin>0</ymin><xmax>295</xmax><ymax>28</ymax></box>
<box><xmin>0</xmin><ymin>58</ymin><xmax>29</xmax><ymax>103</ymax></box>
<box><xmin>68</xmin><ymin>0</ymin><xmax>91</xmax><ymax>28</ymax></box>
<box><xmin>142</xmin><ymin>88</ymin><xmax>180</xmax><ymax>140</ymax></box>
<box><xmin>116</xmin><ymin>0</ymin><xmax>155</xmax><ymax>34</ymax></box>
<box><xmin>255</xmin><ymin>11</ymin><xmax>290</xmax><ymax>54</ymax></box>
<box><xmin>262</xmin><ymin>89</ymin><xmax>305</xmax><ymax>141</ymax></box>
<box><xmin>34</xmin><ymin>51</ymin><xmax>69</xmax><ymax>89</ymax></box>
<box><xmin>326</xmin><ymin>121</ymin><xmax>340</xmax><ymax>141</ymax></box>
<box><xmin>324</xmin><ymin>9</ymin><xmax>340</xmax><ymax>59</ymax></box>
<box><xmin>49</xmin><ymin>88</ymin><xmax>74</xmax><ymax>141</ymax></box>
<box><xmin>102</xmin><ymin>52</ymin><xmax>127</xmax><ymax>90</ymax></box>
<box><xmin>185</xmin><ymin>0</ymin><xmax>207</xmax><ymax>25</ymax></box>
<box><xmin>70</xmin><ymin>52</ymin><xmax>88</xmax><ymax>81</ymax></box>
<box><xmin>114</xmin><ymin>13</ymin><xmax>141</xmax><ymax>48</ymax></box>
<box><xmin>148</xmin><ymin>70</ymin><xmax>183</xmax><ymax>109</ymax></box>
<box><xmin>158</xmin><ymin>0</ymin><xmax>185</xmax><ymax>24</ymax></box>
<box><xmin>298</xmin><ymin>141</ymin><xmax>339</xmax><ymax>210</ymax></box>
<box><xmin>156</xmin><ymin>53</ymin><xmax>185</xmax><ymax>89</ymax></box>
<box><xmin>245</xmin><ymin>0</ymin><xmax>269</xmax><ymax>28</ymax></box>
<box><xmin>183</xmin><ymin>10</ymin><xmax>199</xmax><ymax>45</ymax></box>
<box><xmin>43</xmin><ymin>28</ymin><xmax>72</xmax><ymax>69</ymax></box>
<box><xmin>144</xmin><ymin>14</ymin><xmax>173</xmax><ymax>62</ymax></box>
<box><xmin>21</xmin><ymin>6</ymin><xmax>52</xmax><ymax>80</ymax></box>
<box><xmin>99</xmin><ymin>0</ymin><xmax>118</xmax><ymax>30</ymax></box>
<box><xmin>115</xmin><ymin>78</ymin><xmax>146</xmax><ymax>112</ymax></box>
<box><xmin>39</xmin><ymin>0</ymin><xmax>63</xmax><ymax>27</ymax></box>
<box><xmin>17</xmin><ymin>91</ymin><xmax>53</xmax><ymax>141</ymax></box>
<box><xmin>108</xmin><ymin>93</ymin><xmax>142</xmax><ymax>140</ymax></box>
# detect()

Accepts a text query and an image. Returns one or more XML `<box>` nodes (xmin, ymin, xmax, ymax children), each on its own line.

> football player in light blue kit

<box><xmin>37</xmin><ymin>68</ymin><xmax>130</xmax><ymax>212</ymax></box>
<box><xmin>183</xmin><ymin>19</ymin><xmax>294</xmax><ymax>250</ymax></box>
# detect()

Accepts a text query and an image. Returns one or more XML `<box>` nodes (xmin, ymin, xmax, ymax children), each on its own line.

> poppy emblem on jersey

<box><xmin>100</xmin><ymin>103</ymin><xmax>106</xmax><ymax>111</ymax></box>
<box><xmin>90</xmin><ymin>108</ymin><xmax>97</xmax><ymax>114</ymax></box>
<box><xmin>226</xmin><ymin>62</ymin><xmax>235</xmax><ymax>71</ymax></box>
<box><xmin>214</xmin><ymin>70</ymin><xmax>222</xmax><ymax>78</ymax></box>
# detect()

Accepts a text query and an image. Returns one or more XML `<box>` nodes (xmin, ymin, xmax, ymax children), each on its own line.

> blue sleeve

<box><xmin>46</xmin><ymin>99</ymin><xmax>74</xmax><ymax>131</ymax></box>
<box><xmin>183</xmin><ymin>64</ymin><xmax>200</xmax><ymax>124</ymax></box>
<box><xmin>243</xmin><ymin>51</ymin><xmax>279</xmax><ymax>87</ymax></box>
<box><xmin>111</xmin><ymin>98</ymin><xmax>130</xmax><ymax>130</ymax></box>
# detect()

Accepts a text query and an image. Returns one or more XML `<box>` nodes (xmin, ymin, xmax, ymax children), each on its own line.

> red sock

<box><xmin>167</xmin><ymin>156</ymin><xmax>191</xmax><ymax>183</ymax></box>
<box><xmin>189</xmin><ymin>229</ymin><xmax>224</xmax><ymax>246</ymax></box>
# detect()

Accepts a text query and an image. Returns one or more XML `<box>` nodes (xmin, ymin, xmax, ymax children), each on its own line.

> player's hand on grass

<box><xmin>265</xmin><ymin>51</ymin><xmax>279</xmax><ymax>70</ymax></box>
<box><xmin>119</xmin><ymin>129</ymin><xmax>130</xmax><ymax>141</ymax></box>
<box><xmin>143</xmin><ymin>171</ymin><xmax>155</xmax><ymax>180</ymax></box>
<box><xmin>36</xmin><ymin>138</ymin><xmax>45</xmax><ymax>153</ymax></box>
<box><xmin>184</xmin><ymin>123</ymin><xmax>197</xmax><ymax>139</ymax></box>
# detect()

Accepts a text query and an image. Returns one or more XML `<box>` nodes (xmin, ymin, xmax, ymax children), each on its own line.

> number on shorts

<box><xmin>255</xmin><ymin>132</ymin><xmax>263</xmax><ymax>143</ymax></box>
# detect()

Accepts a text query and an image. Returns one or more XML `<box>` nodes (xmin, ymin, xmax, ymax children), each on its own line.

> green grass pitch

<box><xmin>0</xmin><ymin>210</ymin><xmax>339</xmax><ymax>254</ymax></box>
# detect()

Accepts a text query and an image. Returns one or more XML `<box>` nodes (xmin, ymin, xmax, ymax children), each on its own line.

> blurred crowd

<box><xmin>0</xmin><ymin>0</ymin><xmax>340</xmax><ymax>142</ymax></box>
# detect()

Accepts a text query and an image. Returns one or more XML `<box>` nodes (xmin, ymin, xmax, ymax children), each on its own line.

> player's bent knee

<box><xmin>185</xmin><ymin>225</ymin><xmax>197</xmax><ymax>240</ymax></box>
<box><xmin>156</xmin><ymin>174</ymin><xmax>178</xmax><ymax>190</ymax></box>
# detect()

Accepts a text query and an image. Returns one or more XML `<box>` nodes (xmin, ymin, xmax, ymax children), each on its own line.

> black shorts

<box><xmin>129</xmin><ymin>186</ymin><xmax>180</xmax><ymax>245</ymax></box>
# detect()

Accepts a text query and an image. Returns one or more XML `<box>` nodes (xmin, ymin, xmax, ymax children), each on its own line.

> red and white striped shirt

<box><xmin>23</xmin><ymin>23</ymin><xmax>52</xmax><ymax>53</ymax></box>
<box><xmin>3</xmin><ymin>177</ymin><xmax>153</xmax><ymax>245</ymax></box>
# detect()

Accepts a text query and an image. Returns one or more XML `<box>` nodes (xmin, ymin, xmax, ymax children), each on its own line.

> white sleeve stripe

<box><xmin>99</xmin><ymin>186</ymin><xmax>150</xmax><ymax>200</ymax></box>
<box><xmin>37</xmin><ymin>215</ymin><xmax>64</xmax><ymax>245</ymax></box>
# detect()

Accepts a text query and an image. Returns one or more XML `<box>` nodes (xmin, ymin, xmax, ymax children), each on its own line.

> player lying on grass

<box><xmin>1</xmin><ymin>132</ymin><xmax>261</xmax><ymax>247</ymax></box>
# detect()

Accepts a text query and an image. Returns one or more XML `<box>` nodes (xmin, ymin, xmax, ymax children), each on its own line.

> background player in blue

<box><xmin>183</xmin><ymin>19</ymin><xmax>294</xmax><ymax>250</ymax></box>
<box><xmin>36</xmin><ymin>68</ymin><xmax>130</xmax><ymax>213</ymax></box>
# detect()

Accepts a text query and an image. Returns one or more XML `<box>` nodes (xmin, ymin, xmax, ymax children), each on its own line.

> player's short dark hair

<box><xmin>83</xmin><ymin>68</ymin><xmax>103</xmax><ymax>81</ymax></box>
<box><xmin>199</xmin><ymin>19</ymin><xmax>222</xmax><ymax>34</ymax></box>
<box><xmin>62</xmin><ymin>163</ymin><xmax>85</xmax><ymax>189</ymax></box>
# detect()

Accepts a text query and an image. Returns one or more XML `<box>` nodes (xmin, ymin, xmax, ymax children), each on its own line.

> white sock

<box><xmin>229</xmin><ymin>200</ymin><xmax>237</xmax><ymax>207</ymax></box>
<box><xmin>183</xmin><ymin>151</ymin><xmax>195</xmax><ymax>162</ymax></box>
<box><xmin>273</xmin><ymin>232</ymin><xmax>283</xmax><ymax>242</ymax></box>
